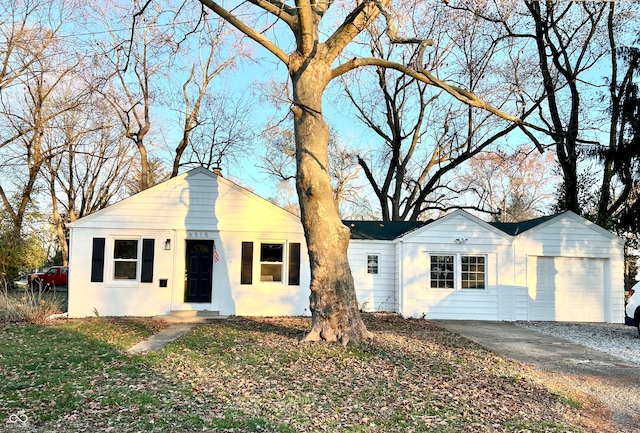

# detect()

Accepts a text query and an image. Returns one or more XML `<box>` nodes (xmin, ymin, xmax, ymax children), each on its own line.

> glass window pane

<box><xmin>367</xmin><ymin>255</ymin><xmax>379</xmax><ymax>274</ymax></box>
<box><xmin>114</xmin><ymin>261</ymin><xmax>137</xmax><ymax>279</ymax></box>
<box><xmin>260</xmin><ymin>263</ymin><xmax>282</xmax><ymax>282</ymax></box>
<box><xmin>260</xmin><ymin>243</ymin><xmax>283</xmax><ymax>282</ymax></box>
<box><xmin>114</xmin><ymin>240</ymin><xmax>138</xmax><ymax>259</ymax></box>
<box><xmin>430</xmin><ymin>255</ymin><xmax>455</xmax><ymax>289</ymax></box>
<box><xmin>260</xmin><ymin>244</ymin><xmax>283</xmax><ymax>262</ymax></box>
<box><xmin>461</xmin><ymin>255</ymin><xmax>485</xmax><ymax>289</ymax></box>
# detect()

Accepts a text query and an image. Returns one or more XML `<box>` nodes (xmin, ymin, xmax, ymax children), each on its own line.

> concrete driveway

<box><xmin>434</xmin><ymin>321</ymin><xmax>640</xmax><ymax>431</ymax></box>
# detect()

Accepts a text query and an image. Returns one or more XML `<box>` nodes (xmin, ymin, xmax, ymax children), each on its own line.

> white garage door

<box><xmin>528</xmin><ymin>256</ymin><xmax>605</xmax><ymax>322</ymax></box>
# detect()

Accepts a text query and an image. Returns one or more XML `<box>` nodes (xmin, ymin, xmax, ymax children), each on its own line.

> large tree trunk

<box><xmin>290</xmin><ymin>55</ymin><xmax>372</xmax><ymax>345</ymax></box>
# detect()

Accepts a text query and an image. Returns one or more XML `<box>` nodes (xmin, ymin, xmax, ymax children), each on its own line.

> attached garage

<box><xmin>396</xmin><ymin>210</ymin><xmax>623</xmax><ymax>323</ymax></box>
<box><xmin>513</xmin><ymin>211</ymin><xmax>624</xmax><ymax>323</ymax></box>
<box><xmin>527</xmin><ymin>256</ymin><xmax>606</xmax><ymax>322</ymax></box>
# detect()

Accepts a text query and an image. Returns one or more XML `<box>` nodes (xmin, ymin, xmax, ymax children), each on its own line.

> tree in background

<box><xmin>458</xmin><ymin>146</ymin><xmax>559</xmax><ymax>222</ymax></box>
<box><xmin>170</xmin><ymin>17</ymin><xmax>245</xmax><ymax>178</ymax></box>
<box><xmin>179</xmin><ymin>90</ymin><xmax>253</xmax><ymax>173</ymax></box>
<box><xmin>94</xmin><ymin>0</ymin><xmax>175</xmax><ymax>192</ymax></box>
<box><xmin>43</xmin><ymin>88</ymin><xmax>135</xmax><ymax>265</ymax></box>
<box><xmin>260</xmin><ymin>126</ymin><xmax>374</xmax><ymax>220</ymax></box>
<box><xmin>599</xmin><ymin>8</ymin><xmax>640</xmax><ymax>232</ymax></box>
<box><xmin>341</xmin><ymin>2</ymin><xmax>541</xmax><ymax>221</ymax></box>
<box><xmin>0</xmin><ymin>0</ymin><xmax>83</xmax><ymax>236</ymax></box>
<box><xmin>0</xmin><ymin>197</ymin><xmax>47</xmax><ymax>288</ymax></box>
<box><xmin>465</xmin><ymin>1</ymin><xmax>639</xmax><ymax>227</ymax></box>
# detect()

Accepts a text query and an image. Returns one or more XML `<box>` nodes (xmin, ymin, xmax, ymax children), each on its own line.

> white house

<box><xmin>67</xmin><ymin>167</ymin><xmax>625</xmax><ymax>323</ymax></box>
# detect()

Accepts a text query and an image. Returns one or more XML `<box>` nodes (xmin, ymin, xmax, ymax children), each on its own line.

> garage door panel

<box><xmin>528</xmin><ymin>257</ymin><xmax>604</xmax><ymax>322</ymax></box>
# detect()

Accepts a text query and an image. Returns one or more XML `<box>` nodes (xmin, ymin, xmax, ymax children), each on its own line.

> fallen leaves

<box><xmin>0</xmin><ymin>315</ymin><xmax>600</xmax><ymax>432</ymax></box>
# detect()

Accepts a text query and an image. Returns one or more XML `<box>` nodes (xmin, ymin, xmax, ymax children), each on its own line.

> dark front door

<box><xmin>185</xmin><ymin>240</ymin><xmax>213</xmax><ymax>303</ymax></box>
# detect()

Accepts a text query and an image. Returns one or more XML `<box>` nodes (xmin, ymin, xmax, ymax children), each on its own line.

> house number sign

<box><xmin>187</xmin><ymin>231</ymin><xmax>214</xmax><ymax>238</ymax></box>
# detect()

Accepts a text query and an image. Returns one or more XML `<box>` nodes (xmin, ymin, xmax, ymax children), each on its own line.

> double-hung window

<box><xmin>260</xmin><ymin>243</ymin><xmax>284</xmax><ymax>282</ymax></box>
<box><xmin>114</xmin><ymin>239</ymin><xmax>138</xmax><ymax>280</ymax></box>
<box><xmin>430</xmin><ymin>255</ymin><xmax>455</xmax><ymax>288</ymax></box>
<box><xmin>241</xmin><ymin>241</ymin><xmax>301</xmax><ymax>286</ymax></box>
<box><xmin>429</xmin><ymin>254</ymin><xmax>486</xmax><ymax>290</ymax></box>
<box><xmin>90</xmin><ymin>237</ymin><xmax>154</xmax><ymax>284</ymax></box>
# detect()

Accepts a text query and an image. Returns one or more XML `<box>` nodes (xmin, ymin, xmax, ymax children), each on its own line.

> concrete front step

<box><xmin>169</xmin><ymin>310</ymin><xmax>220</xmax><ymax>318</ymax></box>
<box><xmin>153</xmin><ymin>310</ymin><xmax>226</xmax><ymax>323</ymax></box>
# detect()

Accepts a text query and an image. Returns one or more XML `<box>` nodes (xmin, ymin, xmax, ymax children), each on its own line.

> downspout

<box><xmin>397</xmin><ymin>240</ymin><xmax>404</xmax><ymax>316</ymax></box>
<box><xmin>512</xmin><ymin>237</ymin><xmax>516</xmax><ymax>320</ymax></box>
<box><xmin>67</xmin><ymin>227</ymin><xmax>74</xmax><ymax>317</ymax></box>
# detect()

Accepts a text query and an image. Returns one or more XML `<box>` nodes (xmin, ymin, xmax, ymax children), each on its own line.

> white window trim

<box><xmin>366</xmin><ymin>253</ymin><xmax>380</xmax><ymax>276</ymax></box>
<box><xmin>105</xmin><ymin>236</ymin><xmax>142</xmax><ymax>287</ymax></box>
<box><xmin>258</xmin><ymin>241</ymin><xmax>286</xmax><ymax>284</ymax></box>
<box><xmin>428</xmin><ymin>253</ymin><xmax>487</xmax><ymax>291</ymax></box>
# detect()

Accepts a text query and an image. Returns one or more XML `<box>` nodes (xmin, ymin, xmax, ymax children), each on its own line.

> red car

<box><xmin>28</xmin><ymin>266</ymin><xmax>68</xmax><ymax>289</ymax></box>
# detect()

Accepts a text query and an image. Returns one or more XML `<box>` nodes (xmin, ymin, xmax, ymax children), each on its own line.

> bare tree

<box><xmin>0</xmin><ymin>0</ymin><xmax>63</xmax><ymax>120</ymax></box>
<box><xmin>259</xmin><ymin>126</ymin><xmax>374</xmax><ymax>219</ymax></box>
<box><xmin>341</xmin><ymin>2</ymin><xmax>539</xmax><ymax>221</ymax></box>
<box><xmin>466</xmin><ymin>2</ymin><xmax>639</xmax><ymax>226</ymax></box>
<box><xmin>93</xmin><ymin>0</ymin><xmax>175</xmax><ymax>192</ymax></box>
<box><xmin>43</xmin><ymin>89</ymin><xmax>135</xmax><ymax>265</ymax></box>
<box><xmin>0</xmin><ymin>2</ymin><xmax>83</xmax><ymax>234</ymax></box>
<box><xmin>188</xmin><ymin>0</ymin><xmax>528</xmax><ymax>344</ymax></box>
<box><xmin>178</xmin><ymin>89</ymin><xmax>253</xmax><ymax>173</ymax></box>
<box><xmin>522</xmin><ymin>1</ymin><xmax>609</xmax><ymax>214</ymax></box>
<box><xmin>170</xmin><ymin>18</ymin><xmax>243</xmax><ymax>177</ymax></box>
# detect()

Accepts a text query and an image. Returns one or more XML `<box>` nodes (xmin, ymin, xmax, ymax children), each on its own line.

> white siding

<box><xmin>69</xmin><ymin>169</ymin><xmax>301</xmax><ymax>233</ymax></box>
<box><xmin>68</xmin><ymin>168</ymin><xmax>311</xmax><ymax>318</ymax></box>
<box><xmin>219</xmin><ymin>232</ymin><xmax>310</xmax><ymax>317</ymax></box>
<box><xmin>398</xmin><ymin>211</ymin><xmax>514</xmax><ymax>320</ymax></box>
<box><xmin>347</xmin><ymin>240</ymin><xmax>397</xmax><ymax>312</ymax></box>
<box><xmin>68</xmin><ymin>228</ymin><xmax>176</xmax><ymax>317</ymax></box>
<box><xmin>69</xmin><ymin>185</ymin><xmax>625</xmax><ymax>324</ymax></box>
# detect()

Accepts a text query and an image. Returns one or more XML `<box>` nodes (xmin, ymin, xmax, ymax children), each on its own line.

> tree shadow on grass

<box><xmin>205</xmin><ymin>316</ymin><xmax>312</xmax><ymax>340</ymax></box>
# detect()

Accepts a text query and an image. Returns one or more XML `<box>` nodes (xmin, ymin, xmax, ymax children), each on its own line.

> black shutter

<box><xmin>241</xmin><ymin>241</ymin><xmax>253</xmax><ymax>284</ymax></box>
<box><xmin>288</xmin><ymin>242</ymin><xmax>301</xmax><ymax>286</ymax></box>
<box><xmin>91</xmin><ymin>238</ymin><xmax>105</xmax><ymax>282</ymax></box>
<box><xmin>141</xmin><ymin>239</ymin><xmax>155</xmax><ymax>283</ymax></box>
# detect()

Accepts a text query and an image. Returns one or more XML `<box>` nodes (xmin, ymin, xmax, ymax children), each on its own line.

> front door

<box><xmin>184</xmin><ymin>240</ymin><xmax>213</xmax><ymax>303</ymax></box>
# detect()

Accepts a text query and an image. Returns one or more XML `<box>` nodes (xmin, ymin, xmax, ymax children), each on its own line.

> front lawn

<box><xmin>0</xmin><ymin>316</ymin><xmax>591</xmax><ymax>432</ymax></box>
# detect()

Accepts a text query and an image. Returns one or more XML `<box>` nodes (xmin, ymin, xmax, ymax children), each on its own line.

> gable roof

<box><xmin>488</xmin><ymin>214</ymin><xmax>558</xmax><ymax>235</ymax></box>
<box><xmin>401</xmin><ymin>209</ymin><xmax>514</xmax><ymax>240</ymax></box>
<box><xmin>68</xmin><ymin>167</ymin><xmax>300</xmax><ymax>228</ymax></box>
<box><xmin>343</xmin><ymin>220</ymin><xmax>426</xmax><ymax>240</ymax></box>
<box><xmin>509</xmin><ymin>210</ymin><xmax>624</xmax><ymax>244</ymax></box>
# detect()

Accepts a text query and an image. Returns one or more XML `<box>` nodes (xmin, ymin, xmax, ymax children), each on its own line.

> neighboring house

<box><xmin>67</xmin><ymin>167</ymin><xmax>625</xmax><ymax>323</ymax></box>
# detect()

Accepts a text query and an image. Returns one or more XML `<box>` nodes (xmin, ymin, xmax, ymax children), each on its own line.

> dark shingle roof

<box><xmin>488</xmin><ymin>214</ymin><xmax>559</xmax><ymax>235</ymax></box>
<box><xmin>343</xmin><ymin>213</ymin><xmax>562</xmax><ymax>240</ymax></box>
<box><xmin>342</xmin><ymin>220</ymin><xmax>426</xmax><ymax>240</ymax></box>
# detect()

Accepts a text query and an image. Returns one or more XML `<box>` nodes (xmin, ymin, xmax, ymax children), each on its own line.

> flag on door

<box><xmin>213</xmin><ymin>244</ymin><xmax>220</xmax><ymax>263</ymax></box>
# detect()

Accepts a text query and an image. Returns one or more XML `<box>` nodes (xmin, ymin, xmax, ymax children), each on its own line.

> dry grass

<box><xmin>0</xmin><ymin>285</ymin><xmax>65</xmax><ymax>323</ymax></box>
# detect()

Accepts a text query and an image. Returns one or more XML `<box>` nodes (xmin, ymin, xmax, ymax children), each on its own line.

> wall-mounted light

<box><xmin>164</xmin><ymin>239</ymin><xmax>171</xmax><ymax>250</ymax></box>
